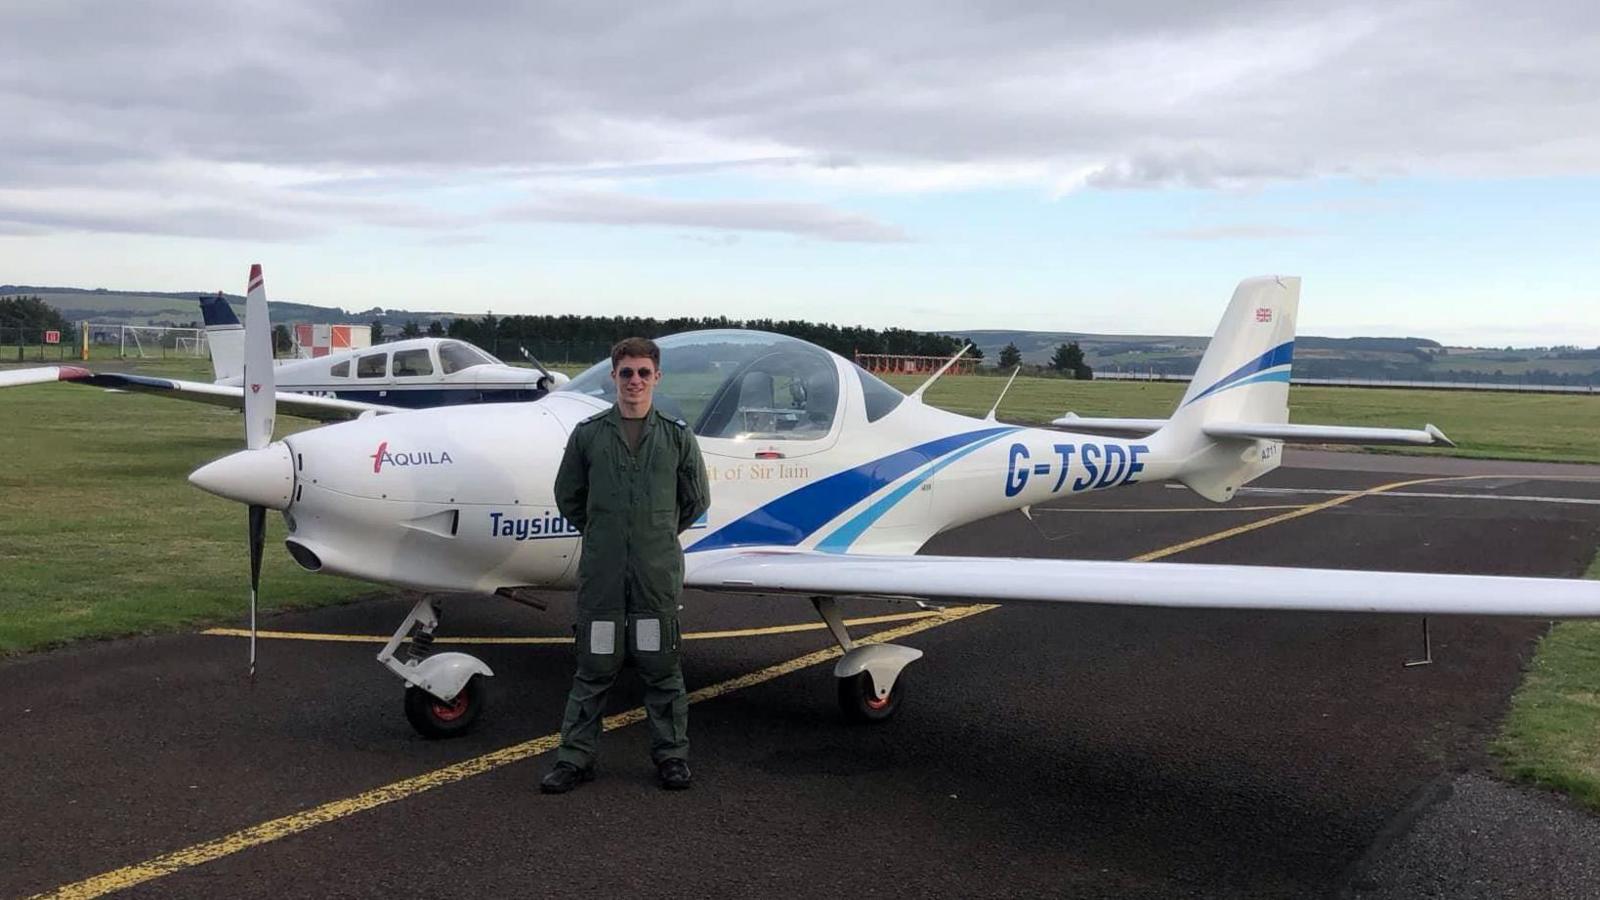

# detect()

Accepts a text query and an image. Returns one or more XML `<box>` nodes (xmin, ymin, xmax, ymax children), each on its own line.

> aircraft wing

<box><xmin>0</xmin><ymin>365</ymin><xmax>404</xmax><ymax>421</ymax></box>
<box><xmin>686</xmin><ymin>550</ymin><xmax>1600</xmax><ymax>618</ymax></box>
<box><xmin>0</xmin><ymin>365</ymin><xmax>88</xmax><ymax>388</ymax></box>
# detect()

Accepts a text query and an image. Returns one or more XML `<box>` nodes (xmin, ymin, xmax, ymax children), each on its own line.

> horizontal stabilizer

<box><xmin>688</xmin><ymin>550</ymin><xmax>1600</xmax><ymax>618</ymax></box>
<box><xmin>1051</xmin><ymin>414</ymin><xmax>1167</xmax><ymax>437</ymax></box>
<box><xmin>1051</xmin><ymin>414</ymin><xmax>1455</xmax><ymax>447</ymax></box>
<box><xmin>1203</xmin><ymin>422</ymin><xmax>1455</xmax><ymax>447</ymax></box>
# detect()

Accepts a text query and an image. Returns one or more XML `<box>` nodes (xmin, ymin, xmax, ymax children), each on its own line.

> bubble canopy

<box><xmin>561</xmin><ymin>330</ymin><xmax>901</xmax><ymax>440</ymax></box>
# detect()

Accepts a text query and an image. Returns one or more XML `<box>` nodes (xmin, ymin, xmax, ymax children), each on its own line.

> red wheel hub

<box><xmin>864</xmin><ymin>687</ymin><xmax>892</xmax><ymax>711</ymax></box>
<box><xmin>431</xmin><ymin>692</ymin><xmax>471</xmax><ymax>722</ymax></box>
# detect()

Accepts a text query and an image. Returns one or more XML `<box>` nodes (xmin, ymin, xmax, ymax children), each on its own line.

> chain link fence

<box><xmin>1</xmin><ymin>323</ymin><xmax>212</xmax><ymax>363</ymax></box>
<box><xmin>1</xmin><ymin>325</ymin><xmax>78</xmax><ymax>362</ymax></box>
<box><xmin>485</xmin><ymin>338</ymin><xmax>614</xmax><ymax>368</ymax></box>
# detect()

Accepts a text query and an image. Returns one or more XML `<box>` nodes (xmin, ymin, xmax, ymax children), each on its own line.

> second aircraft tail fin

<box><xmin>200</xmin><ymin>293</ymin><xmax>245</xmax><ymax>383</ymax></box>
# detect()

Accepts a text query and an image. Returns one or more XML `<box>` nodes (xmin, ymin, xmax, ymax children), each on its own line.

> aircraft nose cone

<box><xmin>189</xmin><ymin>443</ymin><xmax>294</xmax><ymax>510</ymax></box>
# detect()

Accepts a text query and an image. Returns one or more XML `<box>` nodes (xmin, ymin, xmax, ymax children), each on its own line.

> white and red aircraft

<box><xmin>189</xmin><ymin>266</ymin><xmax>1600</xmax><ymax>737</ymax></box>
<box><xmin>0</xmin><ymin>292</ymin><xmax>564</xmax><ymax>421</ymax></box>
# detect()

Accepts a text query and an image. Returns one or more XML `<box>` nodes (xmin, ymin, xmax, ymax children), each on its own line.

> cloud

<box><xmin>496</xmin><ymin>191</ymin><xmax>909</xmax><ymax>243</ymax></box>
<box><xmin>3</xmin><ymin>0</ymin><xmax>1600</xmax><ymax>241</ymax></box>
<box><xmin>1087</xmin><ymin>151</ymin><xmax>1314</xmax><ymax>191</ymax></box>
<box><xmin>0</xmin><ymin>200</ymin><xmax>317</xmax><ymax>242</ymax></box>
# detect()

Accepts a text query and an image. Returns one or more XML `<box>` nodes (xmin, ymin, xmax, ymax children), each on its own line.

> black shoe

<box><xmin>540</xmin><ymin>761</ymin><xmax>595</xmax><ymax>794</ymax></box>
<box><xmin>657</xmin><ymin>757</ymin><xmax>692</xmax><ymax>791</ymax></box>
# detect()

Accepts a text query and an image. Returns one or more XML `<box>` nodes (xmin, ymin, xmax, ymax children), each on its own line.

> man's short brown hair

<box><xmin>610</xmin><ymin>336</ymin><xmax>660</xmax><ymax>369</ymax></box>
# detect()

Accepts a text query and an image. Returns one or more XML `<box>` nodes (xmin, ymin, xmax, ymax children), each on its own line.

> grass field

<box><xmin>882</xmin><ymin>372</ymin><xmax>1600</xmax><ymax>464</ymax></box>
<box><xmin>2</xmin><ymin>358</ymin><xmax>1598</xmax><ymax>656</ymax></box>
<box><xmin>0</xmin><ymin>357</ymin><xmax>374</xmax><ymax>654</ymax></box>
<box><xmin>1493</xmin><ymin>550</ymin><xmax>1600</xmax><ymax>810</ymax></box>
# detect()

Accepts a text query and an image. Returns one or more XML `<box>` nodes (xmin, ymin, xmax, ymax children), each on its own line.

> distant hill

<box><xmin>1</xmin><ymin>286</ymin><xmax>466</xmax><ymax>329</ymax></box>
<box><xmin>960</xmin><ymin>329</ymin><xmax>1600</xmax><ymax>386</ymax></box>
<box><xmin>10</xmin><ymin>285</ymin><xmax>1597</xmax><ymax>385</ymax></box>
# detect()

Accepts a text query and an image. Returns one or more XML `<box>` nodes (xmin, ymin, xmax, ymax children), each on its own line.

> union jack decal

<box><xmin>1255</xmin><ymin>307</ymin><xmax>1273</xmax><ymax>323</ymax></box>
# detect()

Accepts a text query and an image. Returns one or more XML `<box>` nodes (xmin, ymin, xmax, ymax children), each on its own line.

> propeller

<box><xmin>241</xmin><ymin>263</ymin><xmax>277</xmax><ymax>677</ymax></box>
<box><xmin>517</xmin><ymin>344</ymin><xmax>556</xmax><ymax>390</ymax></box>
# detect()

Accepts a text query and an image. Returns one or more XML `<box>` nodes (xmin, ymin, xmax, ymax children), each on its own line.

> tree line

<box><xmin>380</xmin><ymin>312</ymin><xmax>986</xmax><ymax>361</ymax></box>
<box><xmin>997</xmin><ymin>340</ymin><xmax>1094</xmax><ymax>379</ymax></box>
<box><xmin>0</xmin><ymin>295</ymin><xmax>77</xmax><ymax>342</ymax></box>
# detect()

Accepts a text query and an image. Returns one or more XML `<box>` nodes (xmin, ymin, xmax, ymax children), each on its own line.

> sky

<box><xmin>2</xmin><ymin>0</ymin><xmax>1598</xmax><ymax>346</ymax></box>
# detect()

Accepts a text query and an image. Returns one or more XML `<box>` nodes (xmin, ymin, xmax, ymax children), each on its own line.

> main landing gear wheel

<box><xmin>838</xmin><ymin>670</ymin><xmax>904</xmax><ymax>723</ymax></box>
<box><xmin>405</xmin><ymin>675</ymin><xmax>485</xmax><ymax>739</ymax></box>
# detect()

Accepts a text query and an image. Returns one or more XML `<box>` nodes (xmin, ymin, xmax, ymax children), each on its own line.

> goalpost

<box><xmin>95</xmin><ymin>324</ymin><xmax>208</xmax><ymax>359</ymax></box>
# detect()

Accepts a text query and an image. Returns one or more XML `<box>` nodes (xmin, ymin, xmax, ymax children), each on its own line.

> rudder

<box><xmin>1151</xmin><ymin>276</ymin><xmax>1300</xmax><ymax>501</ymax></box>
<box><xmin>200</xmin><ymin>293</ymin><xmax>245</xmax><ymax>382</ymax></box>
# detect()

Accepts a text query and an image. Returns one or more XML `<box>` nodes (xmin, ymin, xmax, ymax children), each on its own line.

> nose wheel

<box><xmin>379</xmin><ymin>598</ymin><xmax>495</xmax><ymax>739</ymax></box>
<box><xmin>838</xmin><ymin>669</ymin><xmax>905</xmax><ymax>723</ymax></box>
<box><xmin>405</xmin><ymin>675</ymin><xmax>486</xmax><ymax>738</ymax></box>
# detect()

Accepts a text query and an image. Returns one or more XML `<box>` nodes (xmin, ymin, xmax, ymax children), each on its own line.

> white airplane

<box><xmin>189</xmin><ymin>265</ymin><xmax>1600</xmax><ymax>738</ymax></box>
<box><xmin>0</xmin><ymin>292</ymin><xmax>566</xmax><ymax>421</ymax></box>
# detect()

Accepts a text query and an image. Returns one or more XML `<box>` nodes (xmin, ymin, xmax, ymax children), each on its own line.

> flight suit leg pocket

<box><xmin>575</xmin><ymin>616</ymin><xmax>626</xmax><ymax>677</ymax></box>
<box><xmin>629</xmin><ymin>615</ymin><xmax>681</xmax><ymax>678</ymax></box>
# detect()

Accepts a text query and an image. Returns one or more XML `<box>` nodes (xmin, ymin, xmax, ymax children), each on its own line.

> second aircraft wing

<box><xmin>1</xmin><ymin>366</ymin><xmax>405</xmax><ymax>420</ymax></box>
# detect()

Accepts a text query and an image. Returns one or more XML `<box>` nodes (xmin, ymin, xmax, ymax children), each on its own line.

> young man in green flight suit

<box><xmin>542</xmin><ymin>337</ymin><xmax>711</xmax><ymax>793</ymax></box>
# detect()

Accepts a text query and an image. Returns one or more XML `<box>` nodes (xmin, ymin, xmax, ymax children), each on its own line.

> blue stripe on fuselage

<box><xmin>687</xmin><ymin>426</ymin><xmax>1020</xmax><ymax>553</ymax></box>
<box><xmin>815</xmin><ymin>429</ymin><xmax>1016</xmax><ymax>552</ymax></box>
<box><xmin>1183</xmin><ymin>341</ymin><xmax>1294</xmax><ymax>407</ymax></box>
<box><xmin>321</xmin><ymin>386</ymin><xmax>545</xmax><ymax>408</ymax></box>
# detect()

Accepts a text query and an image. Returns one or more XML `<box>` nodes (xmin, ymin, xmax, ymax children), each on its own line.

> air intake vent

<box><xmin>285</xmin><ymin>540</ymin><xmax>322</xmax><ymax>572</ymax></box>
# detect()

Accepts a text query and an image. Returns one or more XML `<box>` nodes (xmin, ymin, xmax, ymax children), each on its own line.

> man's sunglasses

<box><xmin>616</xmin><ymin>367</ymin><xmax>654</xmax><ymax>381</ymax></box>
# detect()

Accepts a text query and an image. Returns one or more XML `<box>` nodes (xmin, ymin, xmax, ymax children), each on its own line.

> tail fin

<box><xmin>1149</xmin><ymin>276</ymin><xmax>1299</xmax><ymax>501</ymax></box>
<box><xmin>200</xmin><ymin>292</ymin><xmax>245</xmax><ymax>382</ymax></box>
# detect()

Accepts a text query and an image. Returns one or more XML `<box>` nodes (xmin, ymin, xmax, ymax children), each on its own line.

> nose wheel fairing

<box><xmin>811</xmin><ymin>597</ymin><xmax>921</xmax><ymax>722</ymax></box>
<box><xmin>378</xmin><ymin>597</ymin><xmax>494</xmax><ymax>737</ymax></box>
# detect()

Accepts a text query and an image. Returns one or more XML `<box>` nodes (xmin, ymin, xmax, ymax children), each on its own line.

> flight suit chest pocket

<box><xmin>647</xmin><ymin>440</ymin><xmax>679</xmax><ymax>512</ymax></box>
<box><xmin>585</xmin><ymin>440</ymin><xmax>630</xmax><ymax>513</ymax></box>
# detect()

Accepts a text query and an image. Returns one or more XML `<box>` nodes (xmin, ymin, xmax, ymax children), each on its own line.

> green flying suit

<box><xmin>552</xmin><ymin>404</ymin><xmax>710</xmax><ymax>768</ymax></box>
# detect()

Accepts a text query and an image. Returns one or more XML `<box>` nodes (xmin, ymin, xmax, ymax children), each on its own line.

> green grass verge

<box><xmin>1493</xmin><ymin>550</ymin><xmax>1600</xmax><ymax>809</ymax></box>
<box><xmin>884</xmin><ymin>373</ymin><xmax>1600</xmax><ymax>464</ymax></box>
<box><xmin>0</xmin><ymin>373</ymin><xmax>369</xmax><ymax>655</ymax></box>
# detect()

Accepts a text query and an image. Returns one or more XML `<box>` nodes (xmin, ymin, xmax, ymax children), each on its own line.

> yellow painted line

<box><xmin>1035</xmin><ymin>504</ymin><xmax>1308</xmax><ymax>514</ymax></box>
<box><xmin>198</xmin><ymin>611</ymin><xmax>944</xmax><ymax>646</ymax></box>
<box><xmin>201</xmin><ymin>628</ymin><xmax>457</xmax><ymax>644</ymax></box>
<box><xmin>35</xmin><ymin>481</ymin><xmax>1431</xmax><ymax>899</ymax></box>
<box><xmin>683</xmin><ymin>611</ymin><xmax>941</xmax><ymax>640</ymax></box>
<box><xmin>1128</xmin><ymin>475</ymin><xmax>1459</xmax><ymax>562</ymax></box>
<box><xmin>32</xmin><ymin>606</ymin><xmax>988</xmax><ymax>900</ymax></box>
